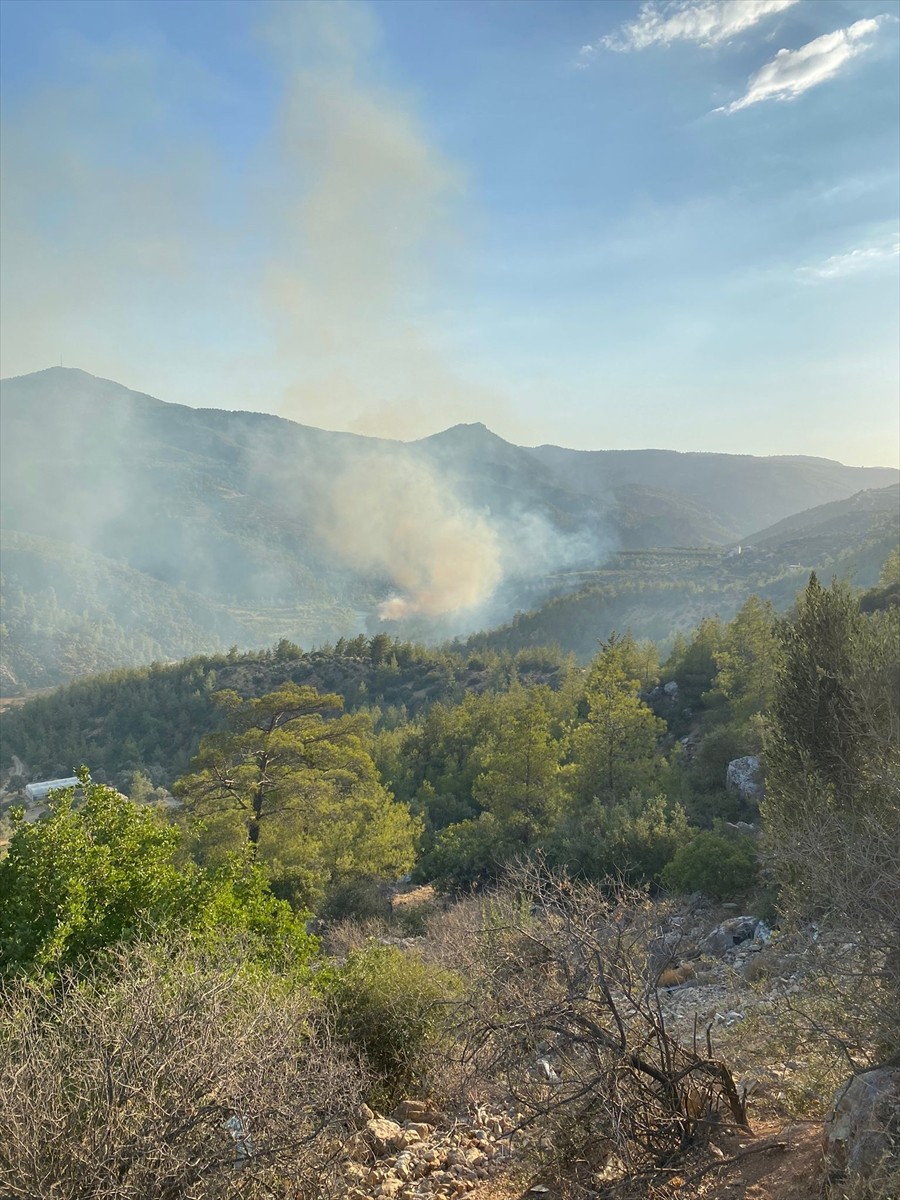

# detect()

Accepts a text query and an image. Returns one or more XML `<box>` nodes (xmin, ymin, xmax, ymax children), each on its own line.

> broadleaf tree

<box><xmin>0</xmin><ymin>768</ymin><xmax>316</xmax><ymax>980</ymax></box>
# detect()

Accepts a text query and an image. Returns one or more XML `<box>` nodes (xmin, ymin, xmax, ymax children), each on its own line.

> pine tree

<box><xmin>175</xmin><ymin>684</ymin><xmax>420</xmax><ymax>907</ymax></box>
<box><xmin>568</xmin><ymin>636</ymin><xmax>666</xmax><ymax>806</ymax></box>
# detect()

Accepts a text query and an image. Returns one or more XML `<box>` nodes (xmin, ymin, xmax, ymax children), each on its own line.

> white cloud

<box><xmin>593</xmin><ymin>0</ymin><xmax>797</xmax><ymax>56</ymax></box>
<box><xmin>718</xmin><ymin>16</ymin><xmax>888</xmax><ymax>112</ymax></box>
<box><xmin>799</xmin><ymin>236</ymin><xmax>900</xmax><ymax>281</ymax></box>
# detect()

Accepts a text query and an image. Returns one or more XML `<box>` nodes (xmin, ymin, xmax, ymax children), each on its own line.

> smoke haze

<box><xmin>315</xmin><ymin>447</ymin><xmax>503</xmax><ymax>620</ymax></box>
<box><xmin>0</xmin><ymin>0</ymin><xmax>517</xmax><ymax>442</ymax></box>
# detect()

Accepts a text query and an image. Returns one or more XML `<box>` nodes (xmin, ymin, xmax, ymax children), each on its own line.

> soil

<box><xmin>461</xmin><ymin>1120</ymin><xmax>825</xmax><ymax>1200</ymax></box>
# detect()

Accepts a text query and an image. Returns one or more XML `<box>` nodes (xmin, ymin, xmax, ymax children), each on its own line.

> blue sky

<box><xmin>1</xmin><ymin>0</ymin><xmax>898</xmax><ymax>464</ymax></box>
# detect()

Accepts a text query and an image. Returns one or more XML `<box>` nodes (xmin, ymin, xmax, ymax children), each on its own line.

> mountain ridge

<box><xmin>2</xmin><ymin>367</ymin><xmax>897</xmax><ymax>688</ymax></box>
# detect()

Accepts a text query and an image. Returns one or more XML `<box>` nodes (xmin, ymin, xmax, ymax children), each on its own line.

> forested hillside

<box><xmin>464</xmin><ymin>491</ymin><xmax>899</xmax><ymax>659</ymax></box>
<box><xmin>2</xmin><ymin>552</ymin><xmax>898</xmax><ymax>1200</ymax></box>
<box><xmin>0</xmin><ymin>638</ymin><xmax>569</xmax><ymax>787</ymax></box>
<box><xmin>3</xmin><ymin>367</ymin><xmax>896</xmax><ymax>692</ymax></box>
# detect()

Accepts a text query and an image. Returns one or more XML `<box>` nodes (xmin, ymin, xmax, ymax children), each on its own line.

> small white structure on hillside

<box><xmin>24</xmin><ymin>777</ymin><xmax>80</xmax><ymax>803</ymax></box>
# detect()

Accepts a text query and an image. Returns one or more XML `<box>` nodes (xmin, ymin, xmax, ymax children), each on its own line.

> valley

<box><xmin>2</xmin><ymin>367</ymin><xmax>897</xmax><ymax>692</ymax></box>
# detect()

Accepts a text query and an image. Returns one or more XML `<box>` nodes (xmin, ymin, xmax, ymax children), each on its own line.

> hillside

<box><xmin>744</xmin><ymin>482</ymin><xmax>900</xmax><ymax>553</ymax></box>
<box><xmin>2</xmin><ymin>367</ymin><xmax>896</xmax><ymax>689</ymax></box>
<box><xmin>465</xmin><ymin>494</ymin><xmax>899</xmax><ymax>660</ymax></box>
<box><xmin>0</xmin><ymin>638</ymin><xmax>566</xmax><ymax>789</ymax></box>
<box><xmin>528</xmin><ymin>443</ymin><xmax>898</xmax><ymax>539</ymax></box>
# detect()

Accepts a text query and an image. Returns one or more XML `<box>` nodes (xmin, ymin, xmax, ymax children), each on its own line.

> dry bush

<box><xmin>827</xmin><ymin>1157</ymin><xmax>900</xmax><ymax>1200</ymax></box>
<box><xmin>0</xmin><ymin>945</ymin><xmax>364</xmax><ymax>1199</ymax></box>
<box><xmin>446</xmin><ymin>863</ymin><xmax>749</xmax><ymax>1194</ymax></box>
<box><xmin>766</xmin><ymin>805</ymin><xmax>900</xmax><ymax>1065</ymax></box>
<box><xmin>318</xmin><ymin>914</ymin><xmax>390</xmax><ymax>960</ymax></box>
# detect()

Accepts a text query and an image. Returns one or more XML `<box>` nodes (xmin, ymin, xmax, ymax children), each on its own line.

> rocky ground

<box><xmin>337</xmin><ymin>1099</ymin><xmax>524</xmax><ymax>1200</ymax></box>
<box><xmin>329</xmin><ymin>893</ymin><xmax>888</xmax><ymax>1200</ymax></box>
<box><xmin>333</xmin><ymin>1101</ymin><xmax>825</xmax><ymax>1200</ymax></box>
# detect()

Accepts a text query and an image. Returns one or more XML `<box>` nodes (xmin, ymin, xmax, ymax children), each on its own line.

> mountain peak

<box><xmin>417</xmin><ymin>421</ymin><xmax>508</xmax><ymax>448</ymax></box>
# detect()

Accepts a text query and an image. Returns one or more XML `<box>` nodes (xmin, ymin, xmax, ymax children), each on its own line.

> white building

<box><xmin>24</xmin><ymin>777</ymin><xmax>80</xmax><ymax>803</ymax></box>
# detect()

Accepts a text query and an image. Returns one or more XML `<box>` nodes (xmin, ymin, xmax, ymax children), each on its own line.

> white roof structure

<box><xmin>24</xmin><ymin>777</ymin><xmax>80</xmax><ymax>802</ymax></box>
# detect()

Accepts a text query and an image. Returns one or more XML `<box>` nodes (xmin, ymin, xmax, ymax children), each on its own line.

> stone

<box><xmin>663</xmin><ymin>681</ymin><xmax>679</xmax><ymax>696</ymax></box>
<box><xmin>366</xmin><ymin>1117</ymin><xmax>408</xmax><ymax>1156</ymax></box>
<box><xmin>393</xmin><ymin>1099</ymin><xmax>430</xmax><ymax>1123</ymax></box>
<box><xmin>726</xmin><ymin>755</ymin><xmax>763</xmax><ymax>801</ymax></box>
<box><xmin>376</xmin><ymin>1178</ymin><xmax>403</xmax><ymax>1198</ymax></box>
<box><xmin>406</xmin><ymin>1121</ymin><xmax>433</xmax><ymax>1140</ymax></box>
<box><xmin>699</xmin><ymin>916</ymin><xmax>758</xmax><ymax>958</ymax></box>
<box><xmin>823</xmin><ymin>1067</ymin><xmax>900</xmax><ymax>1191</ymax></box>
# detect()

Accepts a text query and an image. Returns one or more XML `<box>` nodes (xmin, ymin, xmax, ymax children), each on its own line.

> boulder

<box><xmin>365</xmin><ymin>1117</ymin><xmax>407</xmax><ymax>1156</ymax></box>
<box><xmin>726</xmin><ymin>755</ymin><xmax>763</xmax><ymax>802</ymax></box>
<box><xmin>699</xmin><ymin>915</ymin><xmax>759</xmax><ymax>958</ymax></box>
<box><xmin>824</xmin><ymin>1068</ymin><xmax>900</xmax><ymax>1192</ymax></box>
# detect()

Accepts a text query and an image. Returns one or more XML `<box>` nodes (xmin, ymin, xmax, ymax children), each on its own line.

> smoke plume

<box><xmin>315</xmin><ymin>447</ymin><xmax>502</xmax><ymax>619</ymax></box>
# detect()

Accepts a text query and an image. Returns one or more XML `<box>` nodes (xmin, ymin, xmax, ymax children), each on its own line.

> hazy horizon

<box><xmin>5</xmin><ymin>363</ymin><xmax>900</xmax><ymax>471</ymax></box>
<box><xmin>1</xmin><ymin>0</ymin><xmax>899</xmax><ymax>465</ymax></box>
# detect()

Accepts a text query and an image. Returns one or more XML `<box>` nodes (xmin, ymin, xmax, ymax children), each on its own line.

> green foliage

<box><xmin>318</xmin><ymin>876</ymin><xmax>392</xmax><ymax>925</ymax></box>
<box><xmin>860</xmin><ymin>543</ymin><xmax>900</xmax><ymax>612</ymax></box>
<box><xmin>0</xmin><ymin>638</ymin><xmax>567</xmax><ymax>786</ymax></box>
<box><xmin>549</xmin><ymin>793</ymin><xmax>690</xmax><ymax>884</ymax></box>
<box><xmin>661</xmin><ymin>831</ymin><xmax>758</xmax><ymax>900</ymax></box>
<box><xmin>175</xmin><ymin>684</ymin><xmax>421</xmax><ymax>909</ymax></box>
<box><xmin>0</xmin><ymin>770</ymin><xmax>316</xmax><ymax>980</ymax></box>
<box><xmin>471</xmin><ymin>684</ymin><xmax>564</xmax><ymax>845</ymax></box>
<box><xmin>567</xmin><ymin>635</ymin><xmax>666</xmax><ymax>805</ymax></box>
<box><xmin>416</xmin><ymin>813</ymin><xmax>507</xmax><ymax>892</ymax></box>
<box><xmin>670</xmin><ymin>722</ymin><xmax>756</xmax><ymax>825</ymax></box>
<box><xmin>766</xmin><ymin>575</ymin><xmax>874</xmax><ymax>817</ymax></box>
<box><xmin>763</xmin><ymin>574</ymin><xmax>900</xmax><ymax>919</ymax></box>
<box><xmin>664</xmin><ymin>615</ymin><xmax>724</xmax><ymax>713</ymax></box>
<box><xmin>707</xmin><ymin>596</ymin><xmax>779</xmax><ymax>723</ymax></box>
<box><xmin>327</xmin><ymin>944</ymin><xmax>461</xmax><ymax>1104</ymax></box>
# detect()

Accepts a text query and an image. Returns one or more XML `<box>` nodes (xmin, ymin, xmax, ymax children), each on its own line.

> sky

<box><xmin>1</xmin><ymin>0</ymin><xmax>898</xmax><ymax>465</ymax></box>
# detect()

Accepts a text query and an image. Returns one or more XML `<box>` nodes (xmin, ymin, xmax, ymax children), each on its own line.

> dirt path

<box><xmin>460</xmin><ymin>1120</ymin><xmax>824</xmax><ymax>1200</ymax></box>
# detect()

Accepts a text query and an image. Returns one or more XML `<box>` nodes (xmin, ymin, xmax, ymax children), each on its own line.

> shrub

<box><xmin>548</xmin><ymin>793</ymin><xmax>690</xmax><ymax>885</ymax></box>
<box><xmin>0</xmin><ymin>946</ymin><xmax>363</xmax><ymax>1199</ymax></box>
<box><xmin>0</xmin><ymin>770</ymin><xmax>316</xmax><ymax>981</ymax></box>
<box><xmin>417</xmin><ymin>813</ymin><xmax>505</xmax><ymax>892</ymax></box>
<box><xmin>327</xmin><ymin>944</ymin><xmax>462</xmax><ymax>1104</ymax></box>
<box><xmin>319</xmin><ymin>876</ymin><xmax>392</xmax><ymax>925</ymax></box>
<box><xmin>661</xmin><ymin>830</ymin><xmax>758</xmax><ymax>900</ymax></box>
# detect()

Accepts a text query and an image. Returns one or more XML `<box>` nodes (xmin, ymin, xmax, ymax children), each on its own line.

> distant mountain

<box><xmin>1</xmin><ymin>367</ymin><xmax>896</xmax><ymax>688</ymax></box>
<box><xmin>744</xmin><ymin>484</ymin><xmax>900</xmax><ymax>553</ymax></box>
<box><xmin>527</xmin><ymin>444</ymin><xmax>897</xmax><ymax>539</ymax></box>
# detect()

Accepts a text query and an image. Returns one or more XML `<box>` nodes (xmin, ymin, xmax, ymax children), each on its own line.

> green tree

<box><xmin>661</xmin><ymin>831</ymin><xmax>758</xmax><ymax>900</ymax></box>
<box><xmin>568</xmin><ymin>636</ymin><xmax>666</xmax><ymax>805</ymax></box>
<box><xmin>765</xmin><ymin>575</ymin><xmax>869</xmax><ymax>808</ymax></box>
<box><xmin>708</xmin><ymin>596</ymin><xmax>779</xmax><ymax>725</ymax></box>
<box><xmin>472</xmin><ymin>685</ymin><xmax>564</xmax><ymax>846</ymax></box>
<box><xmin>0</xmin><ymin>770</ymin><xmax>315</xmax><ymax>979</ymax></box>
<box><xmin>763</xmin><ymin>574</ymin><xmax>900</xmax><ymax>1057</ymax></box>
<box><xmin>549</xmin><ymin>792</ymin><xmax>690</xmax><ymax>885</ymax></box>
<box><xmin>328</xmin><ymin>944</ymin><xmax>462</xmax><ymax>1104</ymax></box>
<box><xmin>614</xmin><ymin>631</ymin><xmax>661</xmax><ymax>691</ymax></box>
<box><xmin>175</xmin><ymin>684</ymin><xmax>420</xmax><ymax>908</ymax></box>
<box><xmin>860</xmin><ymin>544</ymin><xmax>900</xmax><ymax>613</ymax></box>
<box><xmin>664</xmin><ymin>615</ymin><xmax>724</xmax><ymax>711</ymax></box>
